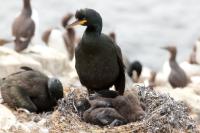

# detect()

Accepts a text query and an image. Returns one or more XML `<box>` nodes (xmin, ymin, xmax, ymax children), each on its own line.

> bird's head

<box><xmin>62</xmin><ymin>13</ymin><xmax>73</xmax><ymax>28</ymax></box>
<box><xmin>109</xmin><ymin>32</ymin><xmax>116</xmax><ymax>42</ymax></box>
<box><xmin>75</xmin><ymin>98</ymin><xmax>91</xmax><ymax>117</ymax></box>
<box><xmin>161</xmin><ymin>45</ymin><xmax>177</xmax><ymax>60</ymax></box>
<box><xmin>128</xmin><ymin>61</ymin><xmax>143</xmax><ymax>79</ymax></box>
<box><xmin>14</xmin><ymin>39</ymin><xmax>30</xmax><ymax>52</ymax></box>
<box><xmin>67</xmin><ymin>8</ymin><xmax>102</xmax><ymax>32</ymax></box>
<box><xmin>48</xmin><ymin>78</ymin><xmax>63</xmax><ymax>100</ymax></box>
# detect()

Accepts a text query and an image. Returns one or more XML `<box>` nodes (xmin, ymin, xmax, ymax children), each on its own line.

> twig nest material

<box><xmin>49</xmin><ymin>87</ymin><xmax>198</xmax><ymax>132</ymax></box>
<box><xmin>155</xmin><ymin>84</ymin><xmax>200</xmax><ymax>123</ymax></box>
<box><xmin>138</xmin><ymin>86</ymin><xmax>197</xmax><ymax>132</ymax></box>
<box><xmin>0</xmin><ymin>86</ymin><xmax>198</xmax><ymax>132</ymax></box>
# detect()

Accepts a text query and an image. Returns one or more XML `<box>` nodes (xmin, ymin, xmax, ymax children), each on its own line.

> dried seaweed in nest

<box><xmin>57</xmin><ymin>88</ymin><xmax>88</xmax><ymax>116</ymax></box>
<box><xmin>57</xmin><ymin>90</ymin><xmax>77</xmax><ymax>116</ymax></box>
<box><xmin>49</xmin><ymin>89</ymin><xmax>96</xmax><ymax>133</ymax></box>
<box><xmin>137</xmin><ymin>86</ymin><xmax>198</xmax><ymax>133</ymax></box>
<box><xmin>49</xmin><ymin>87</ymin><xmax>199</xmax><ymax>133</ymax></box>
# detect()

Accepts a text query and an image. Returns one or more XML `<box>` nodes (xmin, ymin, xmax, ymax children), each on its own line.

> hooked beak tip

<box><xmin>66</xmin><ymin>19</ymin><xmax>87</xmax><ymax>29</ymax></box>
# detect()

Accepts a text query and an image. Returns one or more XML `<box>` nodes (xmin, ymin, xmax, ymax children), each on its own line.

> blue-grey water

<box><xmin>0</xmin><ymin>0</ymin><xmax>200</xmax><ymax>70</ymax></box>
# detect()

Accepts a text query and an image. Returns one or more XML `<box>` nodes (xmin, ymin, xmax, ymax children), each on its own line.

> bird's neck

<box><xmin>22</xmin><ymin>0</ymin><xmax>32</xmax><ymax>16</ymax></box>
<box><xmin>67</xmin><ymin>28</ymin><xmax>75</xmax><ymax>45</ymax></box>
<box><xmin>169</xmin><ymin>52</ymin><xmax>176</xmax><ymax>61</ymax></box>
<box><xmin>82</xmin><ymin>26</ymin><xmax>100</xmax><ymax>44</ymax></box>
<box><xmin>168</xmin><ymin>51</ymin><xmax>179</xmax><ymax>68</ymax></box>
<box><xmin>85</xmin><ymin>24</ymin><xmax>102</xmax><ymax>36</ymax></box>
<box><xmin>169</xmin><ymin>56</ymin><xmax>179</xmax><ymax>69</ymax></box>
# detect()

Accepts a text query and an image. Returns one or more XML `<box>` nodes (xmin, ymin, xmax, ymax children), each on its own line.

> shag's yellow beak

<box><xmin>67</xmin><ymin>19</ymin><xmax>87</xmax><ymax>29</ymax></box>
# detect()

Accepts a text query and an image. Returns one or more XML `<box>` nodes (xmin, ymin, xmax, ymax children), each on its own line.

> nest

<box><xmin>48</xmin><ymin>86</ymin><xmax>199</xmax><ymax>133</ymax></box>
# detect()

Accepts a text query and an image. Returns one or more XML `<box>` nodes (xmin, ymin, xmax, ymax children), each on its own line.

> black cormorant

<box><xmin>67</xmin><ymin>8</ymin><xmax>125</xmax><ymax>95</ymax></box>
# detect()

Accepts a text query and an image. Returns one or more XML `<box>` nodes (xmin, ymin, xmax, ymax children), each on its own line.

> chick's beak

<box><xmin>67</xmin><ymin>19</ymin><xmax>87</xmax><ymax>29</ymax></box>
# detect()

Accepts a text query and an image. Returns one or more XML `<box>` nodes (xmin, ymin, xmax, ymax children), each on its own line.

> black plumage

<box><xmin>68</xmin><ymin>8</ymin><xmax>125</xmax><ymax>95</ymax></box>
<box><xmin>12</xmin><ymin>0</ymin><xmax>35</xmax><ymax>52</ymax></box>
<box><xmin>108</xmin><ymin>32</ymin><xmax>130</xmax><ymax>69</ymax></box>
<box><xmin>127</xmin><ymin>61</ymin><xmax>143</xmax><ymax>78</ymax></box>
<box><xmin>0</xmin><ymin>67</ymin><xmax>63</xmax><ymax>112</ymax></box>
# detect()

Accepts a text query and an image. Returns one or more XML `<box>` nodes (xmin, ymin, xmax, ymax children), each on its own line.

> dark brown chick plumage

<box><xmin>76</xmin><ymin>90</ymin><xmax>144</xmax><ymax>126</ymax></box>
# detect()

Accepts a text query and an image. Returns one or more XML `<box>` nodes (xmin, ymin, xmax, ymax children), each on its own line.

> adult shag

<box><xmin>68</xmin><ymin>8</ymin><xmax>125</xmax><ymax>95</ymax></box>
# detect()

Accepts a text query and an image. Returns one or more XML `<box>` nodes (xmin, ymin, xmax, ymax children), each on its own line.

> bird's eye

<box><xmin>78</xmin><ymin>15</ymin><xmax>86</xmax><ymax>20</ymax></box>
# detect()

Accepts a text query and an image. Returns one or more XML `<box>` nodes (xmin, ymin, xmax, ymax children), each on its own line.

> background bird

<box><xmin>162</xmin><ymin>46</ymin><xmax>190</xmax><ymax>88</ymax></box>
<box><xmin>42</xmin><ymin>13</ymin><xmax>75</xmax><ymax>60</ymax></box>
<box><xmin>12</xmin><ymin>0</ymin><xmax>36</xmax><ymax>52</ymax></box>
<box><xmin>188</xmin><ymin>45</ymin><xmax>198</xmax><ymax>64</ymax></box>
<box><xmin>127</xmin><ymin>61</ymin><xmax>143</xmax><ymax>82</ymax></box>
<box><xmin>67</xmin><ymin>8</ymin><xmax>125</xmax><ymax>95</ymax></box>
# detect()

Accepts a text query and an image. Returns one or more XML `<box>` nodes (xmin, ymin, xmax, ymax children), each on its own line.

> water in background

<box><xmin>0</xmin><ymin>0</ymin><xmax>200</xmax><ymax>70</ymax></box>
